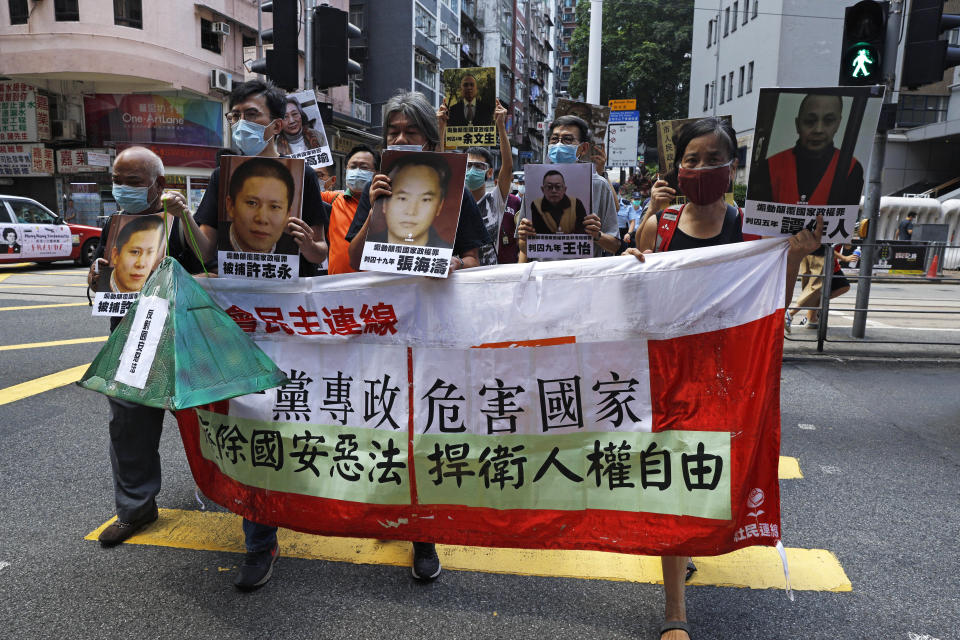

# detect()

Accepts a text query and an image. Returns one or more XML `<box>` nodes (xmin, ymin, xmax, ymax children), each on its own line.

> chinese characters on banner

<box><xmin>177</xmin><ymin>238</ymin><xmax>789</xmax><ymax>556</ymax></box>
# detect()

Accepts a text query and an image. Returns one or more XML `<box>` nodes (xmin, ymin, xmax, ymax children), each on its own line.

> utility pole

<box><xmin>852</xmin><ymin>0</ymin><xmax>903</xmax><ymax>338</ymax></box>
<box><xmin>304</xmin><ymin>0</ymin><xmax>313</xmax><ymax>91</ymax></box>
<box><xmin>586</xmin><ymin>0</ymin><xmax>602</xmax><ymax>104</ymax></box>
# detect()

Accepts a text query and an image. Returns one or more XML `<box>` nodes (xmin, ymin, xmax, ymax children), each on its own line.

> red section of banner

<box><xmin>175</xmin><ymin>312</ymin><xmax>783</xmax><ymax>557</ymax></box>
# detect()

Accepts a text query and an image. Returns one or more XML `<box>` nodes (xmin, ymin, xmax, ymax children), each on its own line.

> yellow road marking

<box><xmin>86</xmin><ymin>508</ymin><xmax>851</xmax><ymax>592</ymax></box>
<box><xmin>0</xmin><ymin>364</ymin><xmax>90</xmax><ymax>406</ymax></box>
<box><xmin>0</xmin><ymin>283</ymin><xmax>88</xmax><ymax>288</ymax></box>
<box><xmin>0</xmin><ymin>336</ymin><xmax>107</xmax><ymax>351</ymax></box>
<box><xmin>0</xmin><ymin>274</ymin><xmax>11</xmax><ymax>283</ymax></box>
<box><xmin>0</xmin><ymin>302</ymin><xmax>89</xmax><ymax>311</ymax></box>
<box><xmin>0</xmin><ymin>263</ymin><xmax>33</xmax><ymax>269</ymax></box>
<box><xmin>779</xmin><ymin>456</ymin><xmax>803</xmax><ymax>479</ymax></box>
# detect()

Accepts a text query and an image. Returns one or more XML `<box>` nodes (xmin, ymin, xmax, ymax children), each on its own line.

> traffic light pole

<box><xmin>852</xmin><ymin>0</ymin><xmax>903</xmax><ymax>338</ymax></box>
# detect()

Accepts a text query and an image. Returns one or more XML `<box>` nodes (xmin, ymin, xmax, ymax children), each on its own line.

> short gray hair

<box><xmin>115</xmin><ymin>146</ymin><xmax>165</xmax><ymax>179</ymax></box>
<box><xmin>381</xmin><ymin>90</ymin><xmax>440</xmax><ymax>150</ymax></box>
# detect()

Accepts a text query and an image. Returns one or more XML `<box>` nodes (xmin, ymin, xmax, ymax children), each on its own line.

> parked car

<box><xmin>0</xmin><ymin>195</ymin><xmax>101</xmax><ymax>266</ymax></box>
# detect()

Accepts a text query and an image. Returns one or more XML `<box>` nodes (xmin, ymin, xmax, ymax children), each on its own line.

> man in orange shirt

<box><xmin>325</xmin><ymin>145</ymin><xmax>379</xmax><ymax>274</ymax></box>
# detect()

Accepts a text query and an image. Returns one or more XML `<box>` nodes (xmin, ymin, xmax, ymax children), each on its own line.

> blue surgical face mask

<box><xmin>112</xmin><ymin>182</ymin><xmax>155</xmax><ymax>213</ymax></box>
<box><xmin>232</xmin><ymin>118</ymin><xmax>276</xmax><ymax>156</ymax></box>
<box><xmin>386</xmin><ymin>144</ymin><xmax>424</xmax><ymax>152</ymax></box>
<box><xmin>344</xmin><ymin>168</ymin><xmax>374</xmax><ymax>192</ymax></box>
<box><xmin>464</xmin><ymin>167</ymin><xmax>487</xmax><ymax>191</ymax></box>
<box><xmin>548</xmin><ymin>143</ymin><xmax>579</xmax><ymax>164</ymax></box>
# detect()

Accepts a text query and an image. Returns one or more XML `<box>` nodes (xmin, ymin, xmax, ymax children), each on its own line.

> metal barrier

<box><xmin>785</xmin><ymin>242</ymin><xmax>960</xmax><ymax>352</ymax></box>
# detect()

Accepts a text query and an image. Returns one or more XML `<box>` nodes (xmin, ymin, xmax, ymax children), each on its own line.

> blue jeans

<box><xmin>242</xmin><ymin>518</ymin><xmax>277</xmax><ymax>553</ymax></box>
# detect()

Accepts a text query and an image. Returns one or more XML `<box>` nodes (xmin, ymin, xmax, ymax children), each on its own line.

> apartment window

<box><xmin>54</xmin><ymin>0</ymin><xmax>79</xmax><ymax>21</ymax></box>
<box><xmin>732</xmin><ymin>2</ymin><xmax>738</xmax><ymax>31</ymax></box>
<box><xmin>752</xmin><ymin>0</ymin><xmax>758</xmax><ymax>19</ymax></box>
<box><xmin>201</xmin><ymin>18</ymin><xmax>222</xmax><ymax>54</ymax></box>
<box><xmin>8</xmin><ymin>0</ymin><xmax>28</xmax><ymax>24</ymax></box>
<box><xmin>720</xmin><ymin>79</ymin><xmax>725</xmax><ymax>104</ymax></box>
<box><xmin>738</xmin><ymin>65</ymin><xmax>745</xmax><ymax>96</ymax></box>
<box><xmin>729</xmin><ymin>72</ymin><xmax>734</xmax><ymax>98</ymax></box>
<box><xmin>415</xmin><ymin>3</ymin><xmax>437</xmax><ymax>39</ymax></box>
<box><xmin>349</xmin><ymin>4</ymin><xmax>365</xmax><ymax>31</ymax></box>
<box><xmin>707</xmin><ymin>19</ymin><xmax>713</xmax><ymax>47</ymax></box>
<box><xmin>415</xmin><ymin>56</ymin><xmax>437</xmax><ymax>87</ymax></box>
<box><xmin>724</xmin><ymin>7</ymin><xmax>729</xmax><ymax>35</ymax></box>
<box><xmin>114</xmin><ymin>0</ymin><xmax>142</xmax><ymax>28</ymax></box>
<box><xmin>704</xmin><ymin>84</ymin><xmax>710</xmax><ymax>111</ymax></box>
<box><xmin>743</xmin><ymin>0</ymin><xmax>750</xmax><ymax>24</ymax></box>
<box><xmin>747</xmin><ymin>61</ymin><xmax>754</xmax><ymax>92</ymax></box>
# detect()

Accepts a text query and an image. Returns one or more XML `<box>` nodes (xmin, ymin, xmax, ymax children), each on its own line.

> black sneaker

<box><xmin>234</xmin><ymin>543</ymin><xmax>279</xmax><ymax>591</ymax></box>
<box><xmin>411</xmin><ymin>542</ymin><xmax>441</xmax><ymax>581</ymax></box>
<box><xmin>98</xmin><ymin>503</ymin><xmax>159</xmax><ymax>547</ymax></box>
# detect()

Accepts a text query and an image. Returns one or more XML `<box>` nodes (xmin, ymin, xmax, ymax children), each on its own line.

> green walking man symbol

<box><xmin>852</xmin><ymin>47</ymin><xmax>874</xmax><ymax>78</ymax></box>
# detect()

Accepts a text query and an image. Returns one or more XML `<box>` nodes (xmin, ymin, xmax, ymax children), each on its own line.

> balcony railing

<box><xmin>352</xmin><ymin>98</ymin><xmax>371</xmax><ymax>123</ymax></box>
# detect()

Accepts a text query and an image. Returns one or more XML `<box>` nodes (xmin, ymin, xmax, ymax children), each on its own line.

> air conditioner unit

<box><xmin>52</xmin><ymin>120</ymin><xmax>79</xmax><ymax>140</ymax></box>
<box><xmin>447</xmin><ymin>34</ymin><xmax>462</xmax><ymax>45</ymax></box>
<box><xmin>212</xmin><ymin>21</ymin><xmax>231</xmax><ymax>36</ymax></box>
<box><xmin>210</xmin><ymin>69</ymin><xmax>233</xmax><ymax>92</ymax></box>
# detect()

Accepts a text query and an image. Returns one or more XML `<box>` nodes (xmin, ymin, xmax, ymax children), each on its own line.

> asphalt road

<box><xmin>1</xmin><ymin>263</ymin><xmax>958</xmax><ymax>640</ymax></box>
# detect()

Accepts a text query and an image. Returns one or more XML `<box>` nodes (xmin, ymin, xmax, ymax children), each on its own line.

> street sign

<box><xmin>606</xmin><ymin>110</ymin><xmax>639</xmax><ymax>168</ymax></box>
<box><xmin>608</xmin><ymin>99</ymin><xmax>637</xmax><ymax>111</ymax></box>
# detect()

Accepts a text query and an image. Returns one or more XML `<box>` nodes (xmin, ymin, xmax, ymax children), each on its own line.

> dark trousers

<box><xmin>107</xmin><ymin>397</ymin><xmax>164</xmax><ymax>522</ymax></box>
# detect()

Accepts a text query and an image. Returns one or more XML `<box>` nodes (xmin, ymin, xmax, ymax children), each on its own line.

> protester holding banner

<box><xmin>327</xmin><ymin>145</ymin><xmax>379</xmax><ymax>275</ymax></box>
<box><xmin>516</xmin><ymin>115</ymin><xmax>620</xmax><ymax>260</ymax></box>
<box><xmin>344</xmin><ymin>90</ymin><xmax>489</xmax><ymax>579</ymax></box>
<box><xmin>187</xmin><ymin>80</ymin><xmax>330</xmax><ymax>277</ymax></box>
<box><xmin>628</xmin><ymin>117</ymin><xmax>822</xmax><ymax>640</ymax></box>
<box><xmin>85</xmin><ymin>146</ymin><xmax>193</xmax><ymax>550</ymax></box>
<box><xmin>346</xmin><ymin>90</ymin><xmax>489</xmax><ymax>278</ymax></box>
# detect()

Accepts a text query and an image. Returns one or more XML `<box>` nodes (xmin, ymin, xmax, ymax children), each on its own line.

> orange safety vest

<box><xmin>767</xmin><ymin>148</ymin><xmax>855</xmax><ymax>205</ymax></box>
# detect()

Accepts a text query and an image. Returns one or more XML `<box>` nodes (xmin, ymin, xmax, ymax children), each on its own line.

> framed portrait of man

<box><xmin>443</xmin><ymin>67</ymin><xmax>498</xmax><ymax>149</ymax></box>
<box><xmin>217</xmin><ymin>155</ymin><xmax>306</xmax><ymax>279</ymax></box>
<box><xmin>360</xmin><ymin>150</ymin><xmax>467</xmax><ymax>277</ymax></box>
<box><xmin>92</xmin><ymin>213</ymin><xmax>171</xmax><ymax>316</ymax></box>
<box><xmin>519</xmin><ymin>162</ymin><xmax>593</xmax><ymax>261</ymax></box>
<box><xmin>744</xmin><ymin>86</ymin><xmax>883</xmax><ymax>240</ymax></box>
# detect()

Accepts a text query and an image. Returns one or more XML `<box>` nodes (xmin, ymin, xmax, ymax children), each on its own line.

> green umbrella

<box><xmin>78</xmin><ymin>257</ymin><xmax>288</xmax><ymax>409</ymax></box>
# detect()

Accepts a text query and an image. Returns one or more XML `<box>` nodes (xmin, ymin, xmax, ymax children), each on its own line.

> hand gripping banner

<box><xmin>177</xmin><ymin>238</ymin><xmax>789</xmax><ymax>556</ymax></box>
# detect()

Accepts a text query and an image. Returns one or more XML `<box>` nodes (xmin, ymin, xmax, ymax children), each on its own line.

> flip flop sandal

<box><xmin>685</xmin><ymin>559</ymin><xmax>697</xmax><ymax>581</ymax></box>
<box><xmin>660</xmin><ymin>620</ymin><xmax>692</xmax><ymax>638</ymax></box>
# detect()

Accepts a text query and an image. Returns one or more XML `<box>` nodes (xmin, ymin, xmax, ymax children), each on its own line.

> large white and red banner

<box><xmin>177</xmin><ymin>238</ymin><xmax>788</xmax><ymax>556</ymax></box>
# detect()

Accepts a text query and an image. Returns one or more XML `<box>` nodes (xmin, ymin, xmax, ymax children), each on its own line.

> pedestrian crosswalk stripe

<box><xmin>85</xmin><ymin>508</ymin><xmax>851</xmax><ymax>592</ymax></box>
<box><xmin>0</xmin><ymin>364</ymin><xmax>89</xmax><ymax>406</ymax></box>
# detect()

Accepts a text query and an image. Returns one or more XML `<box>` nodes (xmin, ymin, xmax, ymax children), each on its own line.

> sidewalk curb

<box><xmin>783</xmin><ymin>354</ymin><xmax>960</xmax><ymax>365</ymax></box>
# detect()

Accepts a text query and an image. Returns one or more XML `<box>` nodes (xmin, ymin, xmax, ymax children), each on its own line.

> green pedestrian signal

<box><xmin>851</xmin><ymin>45</ymin><xmax>875</xmax><ymax>78</ymax></box>
<box><xmin>838</xmin><ymin>1</ymin><xmax>887</xmax><ymax>86</ymax></box>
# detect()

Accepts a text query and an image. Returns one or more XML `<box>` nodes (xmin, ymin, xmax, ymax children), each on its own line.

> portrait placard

<box><xmin>281</xmin><ymin>90</ymin><xmax>334</xmax><ymax>168</ymax></box>
<box><xmin>360</xmin><ymin>150</ymin><xmax>467</xmax><ymax>277</ymax></box>
<box><xmin>744</xmin><ymin>86</ymin><xmax>884</xmax><ymax>240</ymax></box>
<box><xmin>93</xmin><ymin>213</ymin><xmax>172</xmax><ymax>316</ymax></box>
<box><xmin>555</xmin><ymin>99</ymin><xmax>610</xmax><ymax>163</ymax></box>
<box><xmin>520</xmin><ymin>162</ymin><xmax>593</xmax><ymax>260</ymax></box>
<box><xmin>217</xmin><ymin>155</ymin><xmax>306</xmax><ymax>280</ymax></box>
<box><xmin>442</xmin><ymin>67</ymin><xmax>498</xmax><ymax>149</ymax></box>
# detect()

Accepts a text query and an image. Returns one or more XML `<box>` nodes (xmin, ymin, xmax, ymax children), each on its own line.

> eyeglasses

<box><xmin>466</xmin><ymin>161</ymin><xmax>489</xmax><ymax>171</ymax></box>
<box><xmin>225</xmin><ymin>108</ymin><xmax>265</xmax><ymax>125</ymax></box>
<box><xmin>548</xmin><ymin>135</ymin><xmax>579</xmax><ymax>145</ymax></box>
